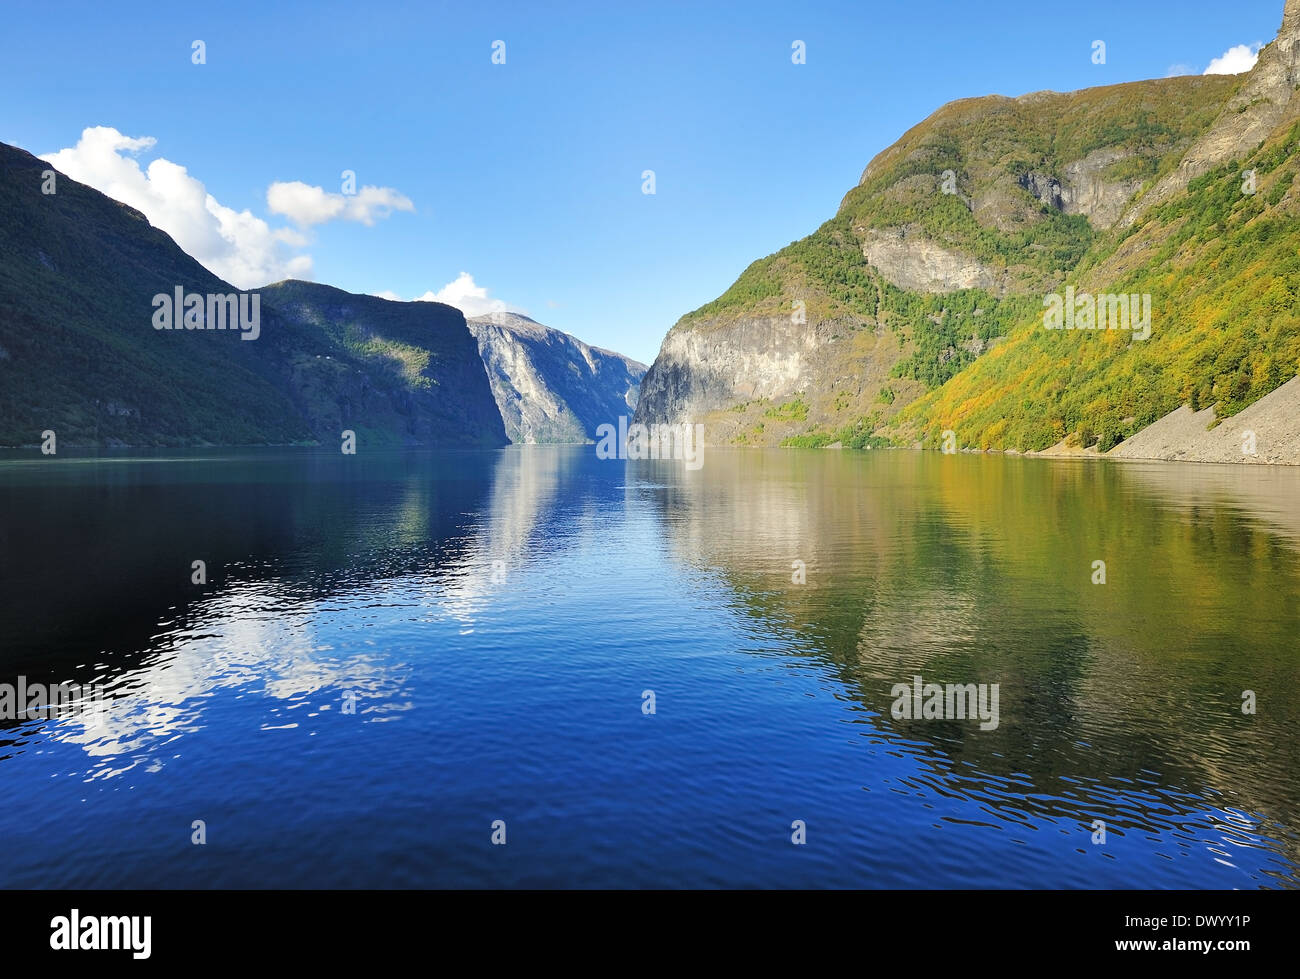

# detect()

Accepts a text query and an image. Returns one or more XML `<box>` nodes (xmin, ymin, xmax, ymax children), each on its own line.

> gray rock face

<box><xmin>859</xmin><ymin>151</ymin><xmax>1145</xmax><ymax>296</ymax></box>
<box><xmin>1021</xmin><ymin>148</ymin><xmax>1145</xmax><ymax>229</ymax></box>
<box><xmin>1060</xmin><ymin>149</ymin><xmax>1145</xmax><ymax>228</ymax></box>
<box><xmin>467</xmin><ymin>312</ymin><xmax>646</xmax><ymax>443</ymax></box>
<box><xmin>861</xmin><ymin>226</ymin><xmax>1009</xmax><ymax>294</ymax></box>
<box><xmin>633</xmin><ymin>315</ymin><xmax>829</xmax><ymax>426</ymax></box>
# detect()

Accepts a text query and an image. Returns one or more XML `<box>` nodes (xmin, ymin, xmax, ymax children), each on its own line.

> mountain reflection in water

<box><xmin>0</xmin><ymin>446</ymin><xmax>1295</xmax><ymax>888</ymax></box>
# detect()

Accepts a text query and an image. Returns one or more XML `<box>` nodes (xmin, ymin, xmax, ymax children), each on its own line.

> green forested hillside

<box><xmin>683</xmin><ymin>76</ymin><xmax>1237</xmax><ymax>333</ymax></box>
<box><xmin>894</xmin><ymin>121</ymin><xmax>1300</xmax><ymax>451</ymax></box>
<box><xmin>636</xmin><ymin>33</ymin><xmax>1300</xmax><ymax>455</ymax></box>
<box><xmin>0</xmin><ymin>142</ymin><xmax>506</xmax><ymax>448</ymax></box>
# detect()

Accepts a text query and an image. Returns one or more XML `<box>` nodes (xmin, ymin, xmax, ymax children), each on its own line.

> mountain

<box><xmin>258</xmin><ymin>280</ymin><xmax>509</xmax><ymax>447</ymax></box>
<box><xmin>467</xmin><ymin>311</ymin><xmax>646</xmax><ymax>443</ymax></box>
<box><xmin>0</xmin><ymin>140</ymin><xmax>506</xmax><ymax>448</ymax></box>
<box><xmin>636</xmin><ymin>0</ymin><xmax>1300</xmax><ymax>463</ymax></box>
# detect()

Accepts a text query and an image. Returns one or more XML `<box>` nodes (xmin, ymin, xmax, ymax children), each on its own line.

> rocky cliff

<box><xmin>1123</xmin><ymin>0</ymin><xmax>1300</xmax><ymax>223</ymax></box>
<box><xmin>635</xmin><ymin>75</ymin><xmax>1234</xmax><ymax>444</ymax></box>
<box><xmin>467</xmin><ymin>311</ymin><xmax>645</xmax><ymax>443</ymax></box>
<box><xmin>636</xmin><ymin>0</ymin><xmax>1300</xmax><ymax>463</ymax></box>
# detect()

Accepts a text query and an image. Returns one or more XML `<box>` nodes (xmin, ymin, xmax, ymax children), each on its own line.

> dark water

<box><xmin>0</xmin><ymin>445</ymin><xmax>1297</xmax><ymax>888</ymax></box>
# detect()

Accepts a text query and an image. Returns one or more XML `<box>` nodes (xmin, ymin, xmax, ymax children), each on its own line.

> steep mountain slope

<box><xmin>894</xmin><ymin>111</ymin><xmax>1300</xmax><ymax>453</ymax></box>
<box><xmin>0</xmin><ymin>141</ymin><xmax>506</xmax><ymax>448</ymax></box>
<box><xmin>636</xmin><ymin>1</ymin><xmax>1300</xmax><ymax>460</ymax></box>
<box><xmin>1123</xmin><ymin>0</ymin><xmax>1300</xmax><ymax>222</ymax></box>
<box><xmin>895</xmin><ymin>0</ymin><xmax>1300</xmax><ymax>454</ymax></box>
<box><xmin>467</xmin><ymin>311</ymin><xmax>646</xmax><ymax>443</ymax></box>
<box><xmin>259</xmin><ymin>280</ymin><xmax>508</xmax><ymax>447</ymax></box>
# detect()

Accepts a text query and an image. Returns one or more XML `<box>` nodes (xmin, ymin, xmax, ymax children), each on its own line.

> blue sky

<box><xmin>0</xmin><ymin>0</ymin><xmax>1284</xmax><ymax>364</ymax></box>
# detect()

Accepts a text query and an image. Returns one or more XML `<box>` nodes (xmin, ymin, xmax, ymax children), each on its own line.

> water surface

<box><xmin>0</xmin><ymin>446</ymin><xmax>1296</xmax><ymax>888</ymax></box>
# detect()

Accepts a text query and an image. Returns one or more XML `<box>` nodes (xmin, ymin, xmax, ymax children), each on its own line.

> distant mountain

<box><xmin>467</xmin><ymin>311</ymin><xmax>646</xmax><ymax>443</ymax></box>
<box><xmin>636</xmin><ymin>0</ymin><xmax>1300</xmax><ymax>463</ymax></box>
<box><xmin>0</xmin><ymin>140</ymin><xmax>506</xmax><ymax>448</ymax></box>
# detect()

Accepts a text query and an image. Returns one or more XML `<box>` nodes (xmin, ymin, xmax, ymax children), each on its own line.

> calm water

<box><xmin>0</xmin><ymin>445</ymin><xmax>1297</xmax><ymax>888</ymax></box>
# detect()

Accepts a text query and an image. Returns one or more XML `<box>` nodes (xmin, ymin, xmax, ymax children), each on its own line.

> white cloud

<box><xmin>372</xmin><ymin>290</ymin><xmax>404</xmax><ymax>301</ymax></box>
<box><xmin>1204</xmin><ymin>42</ymin><xmax>1262</xmax><ymax>75</ymax></box>
<box><xmin>41</xmin><ymin>126</ymin><xmax>312</xmax><ymax>288</ymax></box>
<box><xmin>412</xmin><ymin>272</ymin><xmax>523</xmax><ymax>317</ymax></box>
<box><xmin>267</xmin><ymin>180</ymin><xmax>414</xmax><ymax>227</ymax></box>
<box><xmin>265</xmin><ymin>181</ymin><xmax>345</xmax><ymax>226</ymax></box>
<box><xmin>1165</xmin><ymin>63</ymin><xmax>1196</xmax><ymax>77</ymax></box>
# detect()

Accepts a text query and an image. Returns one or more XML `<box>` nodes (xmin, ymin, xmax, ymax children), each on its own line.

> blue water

<box><xmin>0</xmin><ymin>445</ymin><xmax>1297</xmax><ymax>887</ymax></box>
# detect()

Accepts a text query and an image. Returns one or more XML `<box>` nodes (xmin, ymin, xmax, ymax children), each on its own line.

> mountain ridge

<box><xmin>467</xmin><ymin>310</ymin><xmax>646</xmax><ymax>444</ymax></box>
<box><xmin>635</xmin><ymin>0</ymin><xmax>1300</xmax><ymax>463</ymax></box>
<box><xmin>0</xmin><ymin>140</ymin><xmax>649</xmax><ymax>450</ymax></box>
<box><xmin>0</xmin><ymin>141</ymin><xmax>507</xmax><ymax>448</ymax></box>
